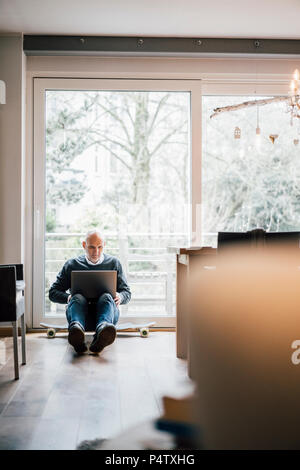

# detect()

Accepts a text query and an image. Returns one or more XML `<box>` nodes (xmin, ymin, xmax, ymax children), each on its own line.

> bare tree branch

<box><xmin>149</xmin><ymin>120</ymin><xmax>188</xmax><ymax>156</ymax></box>
<box><xmin>87</xmin><ymin>129</ymin><xmax>134</xmax><ymax>156</ymax></box>
<box><xmin>91</xmin><ymin>140</ymin><xmax>132</xmax><ymax>172</ymax></box>
<box><xmin>98</xmin><ymin>98</ymin><xmax>133</xmax><ymax>146</ymax></box>
<box><xmin>147</xmin><ymin>94</ymin><xmax>170</xmax><ymax>136</ymax></box>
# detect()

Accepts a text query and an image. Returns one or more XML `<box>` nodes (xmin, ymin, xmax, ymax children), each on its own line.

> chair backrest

<box><xmin>217</xmin><ymin>231</ymin><xmax>253</xmax><ymax>250</ymax></box>
<box><xmin>218</xmin><ymin>229</ymin><xmax>300</xmax><ymax>252</ymax></box>
<box><xmin>0</xmin><ymin>263</ymin><xmax>23</xmax><ymax>280</ymax></box>
<box><xmin>0</xmin><ymin>266</ymin><xmax>17</xmax><ymax>321</ymax></box>
<box><xmin>265</xmin><ymin>231</ymin><xmax>300</xmax><ymax>247</ymax></box>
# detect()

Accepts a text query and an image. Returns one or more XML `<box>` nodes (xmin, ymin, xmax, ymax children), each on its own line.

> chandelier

<box><xmin>210</xmin><ymin>69</ymin><xmax>300</xmax><ymax>127</ymax></box>
<box><xmin>288</xmin><ymin>69</ymin><xmax>300</xmax><ymax>122</ymax></box>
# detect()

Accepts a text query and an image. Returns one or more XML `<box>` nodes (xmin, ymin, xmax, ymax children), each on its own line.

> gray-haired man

<box><xmin>49</xmin><ymin>230</ymin><xmax>131</xmax><ymax>354</ymax></box>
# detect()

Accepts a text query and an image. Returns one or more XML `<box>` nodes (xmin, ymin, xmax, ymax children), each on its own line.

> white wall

<box><xmin>0</xmin><ymin>35</ymin><xmax>26</xmax><ymax>264</ymax></box>
<box><xmin>20</xmin><ymin>54</ymin><xmax>300</xmax><ymax>326</ymax></box>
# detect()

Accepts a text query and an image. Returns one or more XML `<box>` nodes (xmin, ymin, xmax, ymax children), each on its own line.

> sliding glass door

<box><xmin>33</xmin><ymin>79</ymin><xmax>202</xmax><ymax>327</ymax></box>
<box><xmin>201</xmin><ymin>83</ymin><xmax>300</xmax><ymax>247</ymax></box>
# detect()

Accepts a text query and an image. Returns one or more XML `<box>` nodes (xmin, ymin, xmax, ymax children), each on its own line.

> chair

<box><xmin>0</xmin><ymin>264</ymin><xmax>26</xmax><ymax>380</ymax></box>
<box><xmin>218</xmin><ymin>229</ymin><xmax>300</xmax><ymax>250</ymax></box>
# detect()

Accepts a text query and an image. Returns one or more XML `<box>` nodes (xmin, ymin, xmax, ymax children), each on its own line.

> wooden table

<box><xmin>168</xmin><ymin>246</ymin><xmax>217</xmax><ymax>377</ymax></box>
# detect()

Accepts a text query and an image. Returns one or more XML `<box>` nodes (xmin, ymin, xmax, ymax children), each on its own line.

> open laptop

<box><xmin>71</xmin><ymin>270</ymin><xmax>117</xmax><ymax>300</ymax></box>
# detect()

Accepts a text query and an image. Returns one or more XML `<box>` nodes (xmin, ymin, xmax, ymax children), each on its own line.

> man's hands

<box><xmin>114</xmin><ymin>292</ymin><xmax>121</xmax><ymax>307</ymax></box>
<box><xmin>67</xmin><ymin>294</ymin><xmax>72</xmax><ymax>303</ymax></box>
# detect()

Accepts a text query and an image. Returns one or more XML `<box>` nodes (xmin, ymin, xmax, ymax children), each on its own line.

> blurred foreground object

<box><xmin>155</xmin><ymin>395</ymin><xmax>200</xmax><ymax>449</ymax></box>
<box><xmin>191</xmin><ymin>243</ymin><xmax>300</xmax><ymax>449</ymax></box>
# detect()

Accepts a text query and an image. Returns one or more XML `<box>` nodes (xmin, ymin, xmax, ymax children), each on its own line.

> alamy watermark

<box><xmin>291</xmin><ymin>340</ymin><xmax>300</xmax><ymax>364</ymax></box>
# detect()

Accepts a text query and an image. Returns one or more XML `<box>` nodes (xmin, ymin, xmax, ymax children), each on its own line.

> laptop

<box><xmin>71</xmin><ymin>270</ymin><xmax>117</xmax><ymax>300</ymax></box>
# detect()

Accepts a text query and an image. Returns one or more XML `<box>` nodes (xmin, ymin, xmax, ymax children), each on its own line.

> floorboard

<box><xmin>0</xmin><ymin>331</ymin><xmax>193</xmax><ymax>450</ymax></box>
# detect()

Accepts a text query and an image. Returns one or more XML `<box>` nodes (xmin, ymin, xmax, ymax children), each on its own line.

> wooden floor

<box><xmin>0</xmin><ymin>331</ymin><xmax>193</xmax><ymax>450</ymax></box>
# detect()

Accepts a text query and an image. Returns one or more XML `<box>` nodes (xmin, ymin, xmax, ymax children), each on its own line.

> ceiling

<box><xmin>1</xmin><ymin>0</ymin><xmax>300</xmax><ymax>39</ymax></box>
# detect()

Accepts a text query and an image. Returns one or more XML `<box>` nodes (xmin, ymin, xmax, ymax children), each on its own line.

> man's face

<box><xmin>82</xmin><ymin>233</ymin><xmax>105</xmax><ymax>263</ymax></box>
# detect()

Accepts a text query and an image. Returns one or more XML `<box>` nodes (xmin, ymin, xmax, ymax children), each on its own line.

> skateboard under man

<box><xmin>40</xmin><ymin>321</ymin><xmax>156</xmax><ymax>338</ymax></box>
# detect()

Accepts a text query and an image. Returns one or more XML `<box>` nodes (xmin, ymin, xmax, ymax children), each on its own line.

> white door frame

<box><xmin>32</xmin><ymin>78</ymin><xmax>202</xmax><ymax>328</ymax></box>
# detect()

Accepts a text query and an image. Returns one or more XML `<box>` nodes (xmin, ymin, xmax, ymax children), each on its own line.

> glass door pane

<box><xmin>202</xmin><ymin>95</ymin><xmax>300</xmax><ymax>247</ymax></box>
<box><xmin>42</xmin><ymin>88</ymin><xmax>191</xmax><ymax>323</ymax></box>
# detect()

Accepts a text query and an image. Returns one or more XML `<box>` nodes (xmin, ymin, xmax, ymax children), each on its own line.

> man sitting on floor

<box><xmin>49</xmin><ymin>229</ymin><xmax>131</xmax><ymax>354</ymax></box>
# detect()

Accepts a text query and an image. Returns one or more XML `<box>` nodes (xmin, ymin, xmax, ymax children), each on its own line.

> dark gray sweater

<box><xmin>49</xmin><ymin>254</ymin><xmax>131</xmax><ymax>305</ymax></box>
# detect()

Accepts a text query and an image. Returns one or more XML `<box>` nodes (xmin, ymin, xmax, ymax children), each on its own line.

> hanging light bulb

<box><xmin>290</xmin><ymin>80</ymin><xmax>298</xmax><ymax>94</ymax></box>
<box><xmin>288</xmin><ymin>69</ymin><xmax>300</xmax><ymax>126</ymax></box>
<box><xmin>255</xmin><ymin>102</ymin><xmax>261</xmax><ymax>149</ymax></box>
<box><xmin>290</xmin><ymin>69</ymin><xmax>299</xmax><ymax>95</ymax></box>
<box><xmin>256</xmin><ymin>102</ymin><xmax>261</xmax><ymax>135</ymax></box>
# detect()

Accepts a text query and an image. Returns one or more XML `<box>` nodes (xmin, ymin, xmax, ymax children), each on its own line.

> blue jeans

<box><xmin>66</xmin><ymin>293</ymin><xmax>119</xmax><ymax>332</ymax></box>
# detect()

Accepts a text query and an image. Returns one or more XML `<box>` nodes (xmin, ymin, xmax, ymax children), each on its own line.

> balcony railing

<box><xmin>45</xmin><ymin>232</ymin><xmax>188</xmax><ymax>317</ymax></box>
